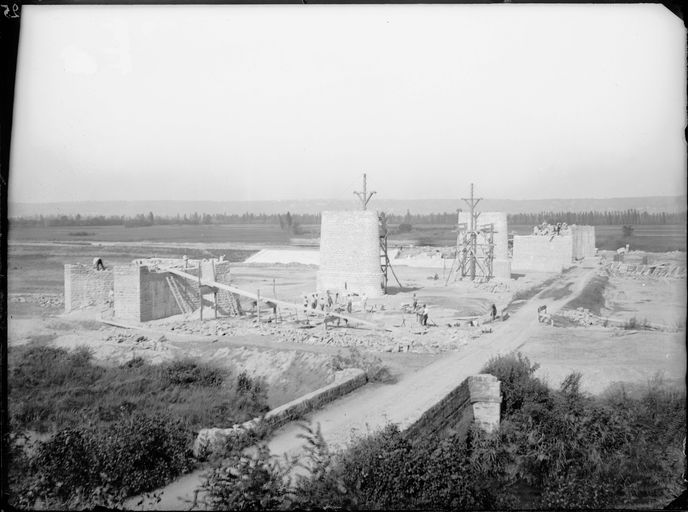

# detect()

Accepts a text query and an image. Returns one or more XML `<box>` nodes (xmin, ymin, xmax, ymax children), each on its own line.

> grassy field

<box><xmin>7</xmin><ymin>244</ymin><xmax>256</xmax><ymax>300</ymax></box>
<box><xmin>9</xmin><ymin>224</ymin><xmax>290</xmax><ymax>244</ymax></box>
<box><xmin>9</xmin><ymin>223</ymin><xmax>686</xmax><ymax>252</ymax></box>
<box><xmin>323</xmin><ymin>223</ymin><xmax>687</xmax><ymax>251</ymax></box>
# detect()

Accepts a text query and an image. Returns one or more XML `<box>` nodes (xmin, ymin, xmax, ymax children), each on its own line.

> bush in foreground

<box><xmin>9</xmin><ymin>413</ymin><xmax>193</xmax><ymax>510</ymax></box>
<box><xmin>200</xmin><ymin>353</ymin><xmax>685</xmax><ymax>510</ymax></box>
<box><xmin>7</xmin><ymin>345</ymin><xmax>270</xmax><ymax>509</ymax></box>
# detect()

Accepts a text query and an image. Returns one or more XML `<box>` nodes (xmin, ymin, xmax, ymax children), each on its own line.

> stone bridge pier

<box><xmin>405</xmin><ymin>374</ymin><xmax>502</xmax><ymax>440</ymax></box>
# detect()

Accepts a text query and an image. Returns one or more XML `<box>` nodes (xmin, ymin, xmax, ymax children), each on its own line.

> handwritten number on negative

<box><xmin>2</xmin><ymin>4</ymin><xmax>20</xmax><ymax>18</ymax></box>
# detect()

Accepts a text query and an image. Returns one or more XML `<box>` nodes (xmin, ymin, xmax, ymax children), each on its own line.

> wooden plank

<box><xmin>163</xmin><ymin>267</ymin><xmax>387</xmax><ymax>331</ymax></box>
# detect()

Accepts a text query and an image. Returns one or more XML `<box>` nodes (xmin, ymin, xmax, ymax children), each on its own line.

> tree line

<box><xmin>9</xmin><ymin>208</ymin><xmax>686</xmax><ymax>228</ymax></box>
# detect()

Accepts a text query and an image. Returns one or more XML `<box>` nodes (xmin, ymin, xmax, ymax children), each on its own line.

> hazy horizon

<box><xmin>10</xmin><ymin>192</ymin><xmax>687</xmax><ymax>206</ymax></box>
<box><xmin>9</xmin><ymin>5</ymin><xmax>687</xmax><ymax>204</ymax></box>
<box><xmin>9</xmin><ymin>195</ymin><xmax>687</xmax><ymax>218</ymax></box>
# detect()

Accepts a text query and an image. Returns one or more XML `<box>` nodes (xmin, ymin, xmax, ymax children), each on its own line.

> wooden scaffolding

<box><xmin>445</xmin><ymin>183</ymin><xmax>496</xmax><ymax>283</ymax></box>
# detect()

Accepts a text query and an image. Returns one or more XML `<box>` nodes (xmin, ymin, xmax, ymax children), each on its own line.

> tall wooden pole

<box><xmin>354</xmin><ymin>173</ymin><xmax>376</xmax><ymax>210</ymax></box>
<box><xmin>461</xmin><ymin>183</ymin><xmax>482</xmax><ymax>281</ymax></box>
<box><xmin>198</xmin><ymin>272</ymin><xmax>203</xmax><ymax>321</ymax></box>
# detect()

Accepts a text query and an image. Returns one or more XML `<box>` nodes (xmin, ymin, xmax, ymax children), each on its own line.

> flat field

<box><xmin>9</xmin><ymin>224</ymin><xmax>290</xmax><ymax>244</ymax></box>
<box><xmin>301</xmin><ymin>223</ymin><xmax>687</xmax><ymax>251</ymax></box>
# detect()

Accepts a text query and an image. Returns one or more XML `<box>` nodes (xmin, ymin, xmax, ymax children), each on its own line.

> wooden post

<box><xmin>272</xmin><ymin>278</ymin><xmax>276</xmax><ymax>297</ymax></box>
<box><xmin>199</xmin><ymin>272</ymin><xmax>203</xmax><ymax>321</ymax></box>
<box><xmin>257</xmin><ymin>289</ymin><xmax>260</xmax><ymax>323</ymax></box>
<box><xmin>212</xmin><ymin>260</ymin><xmax>218</xmax><ymax>319</ymax></box>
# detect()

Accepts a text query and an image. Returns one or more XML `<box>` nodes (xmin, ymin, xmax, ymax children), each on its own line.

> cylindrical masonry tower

<box><xmin>317</xmin><ymin>210</ymin><xmax>384</xmax><ymax>297</ymax></box>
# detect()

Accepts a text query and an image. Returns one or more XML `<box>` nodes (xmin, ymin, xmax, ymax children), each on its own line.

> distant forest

<box><xmin>9</xmin><ymin>209</ymin><xmax>687</xmax><ymax>228</ymax></box>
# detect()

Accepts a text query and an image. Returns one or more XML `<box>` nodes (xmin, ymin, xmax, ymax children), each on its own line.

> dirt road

<box><xmin>130</xmin><ymin>263</ymin><xmax>600</xmax><ymax>510</ymax></box>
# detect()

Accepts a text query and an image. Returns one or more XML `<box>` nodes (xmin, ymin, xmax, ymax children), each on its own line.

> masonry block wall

<box><xmin>114</xmin><ymin>260</ymin><xmax>236</xmax><ymax>322</ymax></box>
<box><xmin>64</xmin><ymin>265</ymin><xmax>114</xmax><ymax>312</ymax></box>
<box><xmin>458</xmin><ymin>211</ymin><xmax>510</xmax><ymax>279</ymax></box>
<box><xmin>570</xmin><ymin>225</ymin><xmax>596</xmax><ymax>260</ymax></box>
<box><xmin>114</xmin><ymin>265</ymin><xmax>142</xmax><ymax>321</ymax></box>
<box><xmin>405</xmin><ymin>374</ymin><xmax>501</xmax><ymax>440</ymax></box>
<box><xmin>511</xmin><ymin>235</ymin><xmax>573</xmax><ymax>273</ymax></box>
<box><xmin>317</xmin><ymin>210</ymin><xmax>384</xmax><ymax>297</ymax></box>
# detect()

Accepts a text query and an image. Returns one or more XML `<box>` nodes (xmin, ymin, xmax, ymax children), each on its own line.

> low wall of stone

<box><xmin>64</xmin><ymin>265</ymin><xmax>114</xmax><ymax>313</ymax></box>
<box><xmin>193</xmin><ymin>368</ymin><xmax>367</xmax><ymax>458</ymax></box>
<box><xmin>404</xmin><ymin>374</ymin><xmax>501</xmax><ymax>440</ymax></box>
<box><xmin>512</xmin><ymin>235</ymin><xmax>573</xmax><ymax>273</ymax></box>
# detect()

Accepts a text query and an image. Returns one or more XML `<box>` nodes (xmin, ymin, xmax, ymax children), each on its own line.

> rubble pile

<box><xmin>603</xmin><ymin>262</ymin><xmax>686</xmax><ymax>280</ymax></box>
<box><xmin>162</xmin><ymin>316</ymin><xmax>483</xmax><ymax>354</ymax></box>
<box><xmin>474</xmin><ymin>281</ymin><xmax>511</xmax><ymax>293</ymax></box>
<box><xmin>105</xmin><ymin>332</ymin><xmax>169</xmax><ymax>351</ymax></box>
<box><xmin>532</xmin><ymin>222</ymin><xmax>570</xmax><ymax>236</ymax></box>
<box><xmin>10</xmin><ymin>293</ymin><xmax>64</xmax><ymax>308</ymax></box>
<box><xmin>556</xmin><ymin>307</ymin><xmax>602</xmax><ymax>327</ymax></box>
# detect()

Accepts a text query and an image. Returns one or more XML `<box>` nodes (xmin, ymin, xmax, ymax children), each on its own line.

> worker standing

<box><xmin>360</xmin><ymin>292</ymin><xmax>368</xmax><ymax>312</ymax></box>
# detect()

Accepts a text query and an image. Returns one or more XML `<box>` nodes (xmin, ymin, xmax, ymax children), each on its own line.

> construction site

<box><xmin>8</xmin><ymin>177</ymin><xmax>686</xmax><ymax>509</ymax></box>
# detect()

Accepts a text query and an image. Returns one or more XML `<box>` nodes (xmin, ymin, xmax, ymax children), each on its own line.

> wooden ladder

<box><xmin>167</xmin><ymin>275</ymin><xmax>193</xmax><ymax>314</ymax></box>
<box><xmin>226</xmin><ymin>291</ymin><xmax>241</xmax><ymax>316</ymax></box>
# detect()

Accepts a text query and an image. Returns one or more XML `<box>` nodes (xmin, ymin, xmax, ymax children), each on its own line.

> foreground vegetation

<box><xmin>7</xmin><ymin>349</ymin><xmax>685</xmax><ymax>509</ymax></box>
<box><xmin>7</xmin><ymin>346</ymin><xmax>269</xmax><ymax>509</ymax></box>
<box><xmin>199</xmin><ymin>353</ymin><xmax>686</xmax><ymax>510</ymax></box>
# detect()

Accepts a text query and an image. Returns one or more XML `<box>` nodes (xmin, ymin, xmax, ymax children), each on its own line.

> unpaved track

<box><xmin>130</xmin><ymin>263</ymin><xmax>599</xmax><ymax>511</ymax></box>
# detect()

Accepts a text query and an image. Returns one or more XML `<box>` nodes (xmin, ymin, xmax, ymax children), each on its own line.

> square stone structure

<box><xmin>317</xmin><ymin>210</ymin><xmax>384</xmax><ymax>297</ymax></box>
<box><xmin>570</xmin><ymin>225</ymin><xmax>596</xmax><ymax>260</ymax></box>
<box><xmin>458</xmin><ymin>211</ymin><xmax>510</xmax><ymax>279</ymax></box>
<box><xmin>113</xmin><ymin>259</ymin><xmax>235</xmax><ymax>322</ymax></box>
<box><xmin>64</xmin><ymin>265</ymin><xmax>114</xmax><ymax>312</ymax></box>
<box><xmin>511</xmin><ymin>225</ymin><xmax>596</xmax><ymax>273</ymax></box>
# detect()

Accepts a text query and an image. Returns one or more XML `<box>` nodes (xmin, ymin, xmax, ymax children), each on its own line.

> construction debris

<box><xmin>603</xmin><ymin>261</ymin><xmax>686</xmax><ymax>280</ymax></box>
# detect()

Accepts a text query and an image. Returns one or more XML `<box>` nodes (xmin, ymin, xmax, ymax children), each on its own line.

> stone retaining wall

<box><xmin>404</xmin><ymin>374</ymin><xmax>501</xmax><ymax>440</ymax></box>
<box><xmin>194</xmin><ymin>368</ymin><xmax>367</xmax><ymax>458</ymax></box>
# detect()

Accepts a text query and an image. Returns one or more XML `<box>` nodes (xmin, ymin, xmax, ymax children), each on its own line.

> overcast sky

<box><xmin>9</xmin><ymin>4</ymin><xmax>686</xmax><ymax>204</ymax></box>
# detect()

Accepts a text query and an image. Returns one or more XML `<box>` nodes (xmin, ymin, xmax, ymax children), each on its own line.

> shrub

<box><xmin>482</xmin><ymin>352</ymin><xmax>549</xmax><ymax>417</ymax></box>
<box><xmin>201</xmin><ymin>444</ymin><xmax>294</xmax><ymax>510</ymax></box>
<box><xmin>398</xmin><ymin>223</ymin><xmax>413</xmax><ymax>233</ymax></box>
<box><xmin>165</xmin><ymin>358</ymin><xmax>225</xmax><ymax>387</ymax></box>
<box><xmin>10</xmin><ymin>413</ymin><xmax>193</xmax><ymax>509</ymax></box>
<box><xmin>331</xmin><ymin>346</ymin><xmax>395</xmax><ymax>384</ymax></box>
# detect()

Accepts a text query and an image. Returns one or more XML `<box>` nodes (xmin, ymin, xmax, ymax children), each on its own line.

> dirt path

<box><xmin>129</xmin><ymin>263</ymin><xmax>600</xmax><ymax>510</ymax></box>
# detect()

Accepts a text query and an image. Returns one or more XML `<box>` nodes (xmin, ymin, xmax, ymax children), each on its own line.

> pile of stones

<box><xmin>10</xmin><ymin>293</ymin><xmax>64</xmax><ymax>308</ymax></box>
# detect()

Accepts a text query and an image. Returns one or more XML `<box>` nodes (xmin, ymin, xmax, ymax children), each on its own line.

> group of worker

<box><xmin>411</xmin><ymin>293</ymin><xmax>430</xmax><ymax>326</ymax></box>
<box><xmin>302</xmin><ymin>290</ymin><xmax>369</xmax><ymax>316</ymax></box>
<box><xmin>533</xmin><ymin>221</ymin><xmax>569</xmax><ymax>237</ymax></box>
